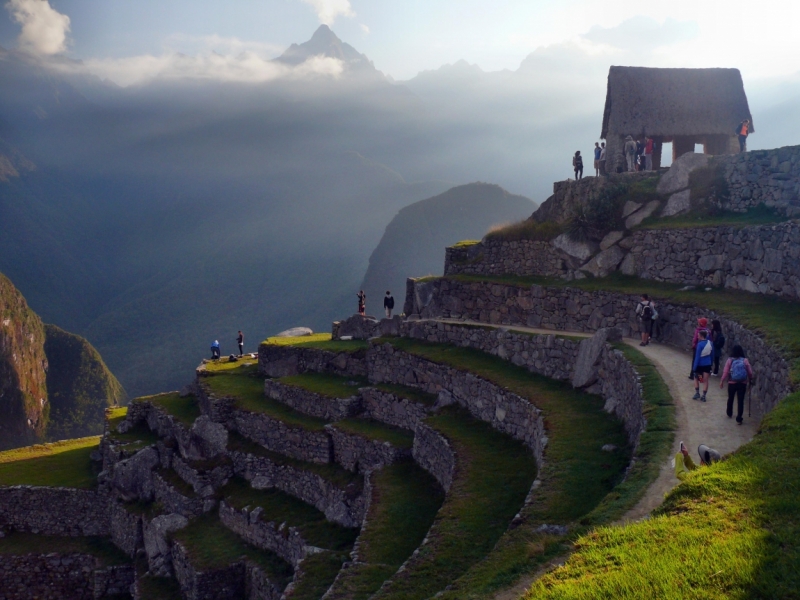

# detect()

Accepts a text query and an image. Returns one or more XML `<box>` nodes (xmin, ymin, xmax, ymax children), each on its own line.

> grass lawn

<box><xmin>373</xmin><ymin>406</ymin><xmax>539</xmax><ymax>600</ymax></box>
<box><xmin>262</xmin><ymin>333</ymin><xmax>368</xmax><ymax>354</ymax></box>
<box><xmin>221</xmin><ymin>477</ymin><xmax>359</xmax><ymax>551</ymax></box>
<box><xmin>203</xmin><ymin>365</ymin><xmax>328</xmax><ymax>431</ymax></box>
<box><xmin>203</xmin><ymin>355</ymin><xmax>258</xmax><ymax>373</ymax></box>
<box><xmin>325</xmin><ymin>460</ymin><xmax>445</xmax><ymax>600</ymax></box>
<box><xmin>291</xmin><ymin>549</ymin><xmax>355</xmax><ymax>600</ymax></box>
<box><xmin>226</xmin><ymin>432</ymin><xmax>363</xmax><ymax>492</ymax></box>
<box><xmin>279</xmin><ymin>372</ymin><xmax>368</xmax><ymax>398</ymax></box>
<box><xmin>172</xmin><ymin>513</ymin><xmax>293</xmax><ymax>587</ymax></box>
<box><xmin>637</xmin><ymin>203</ymin><xmax>788</xmax><ymax>231</ymax></box>
<box><xmin>144</xmin><ymin>392</ymin><xmax>201</xmax><ymax>426</ymax></box>
<box><xmin>0</xmin><ymin>436</ymin><xmax>100</xmax><ymax>488</ymax></box>
<box><xmin>371</xmin><ymin>382</ymin><xmax>438</xmax><ymax>407</ymax></box>
<box><xmin>332</xmin><ymin>419</ymin><xmax>414</xmax><ymax>450</ymax></box>
<box><xmin>105</xmin><ymin>406</ymin><xmax>128</xmax><ymax>430</ymax></box>
<box><xmin>107</xmin><ymin>420</ymin><xmax>161</xmax><ymax>451</ymax></box>
<box><xmin>0</xmin><ymin>532</ymin><xmax>130</xmax><ymax>565</ymax></box>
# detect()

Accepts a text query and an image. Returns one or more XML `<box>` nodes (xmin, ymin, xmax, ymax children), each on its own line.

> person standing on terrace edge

<box><xmin>211</xmin><ymin>340</ymin><xmax>220</xmax><ymax>360</ymax></box>
<box><xmin>598</xmin><ymin>142</ymin><xmax>607</xmax><ymax>176</ymax></box>
<box><xmin>357</xmin><ymin>290</ymin><xmax>366</xmax><ymax>316</ymax></box>
<box><xmin>693</xmin><ymin>330</ymin><xmax>714</xmax><ymax>402</ymax></box>
<box><xmin>237</xmin><ymin>330</ymin><xmax>244</xmax><ymax>356</ymax></box>
<box><xmin>737</xmin><ymin>119</ymin><xmax>750</xmax><ymax>152</ymax></box>
<box><xmin>624</xmin><ymin>135</ymin><xmax>638</xmax><ymax>172</ymax></box>
<box><xmin>572</xmin><ymin>151</ymin><xmax>583</xmax><ymax>180</ymax></box>
<box><xmin>720</xmin><ymin>344</ymin><xmax>754</xmax><ymax>425</ymax></box>
<box><xmin>593</xmin><ymin>142</ymin><xmax>601</xmax><ymax>176</ymax></box>
<box><xmin>384</xmin><ymin>291</ymin><xmax>395</xmax><ymax>319</ymax></box>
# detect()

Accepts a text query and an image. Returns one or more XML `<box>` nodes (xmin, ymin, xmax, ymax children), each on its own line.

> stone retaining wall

<box><xmin>153</xmin><ymin>472</ymin><xmax>206</xmax><ymax>518</ymax></box>
<box><xmin>171</xmin><ymin>456</ymin><xmax>233</xmax><ymax>498</ymax></box>
<box><xmin>230</xmin><ymin>451</ymin><xmax>366</xmax><ymax>528</ymax></box>
<box><xmin>326</xmin><ymin>425</ymin><xmax>411</xmax><ymax>473</ymax></box>
<box><xmin>109</xmin><ymin>501</ymin><xmax>143</xmax><ymax>558</ymax></box>
<box><xmin>360</xmin><ymin>388</ymin><xmax>430</xmax><ymax>431</ymax></box>
<box><xmin>0</xmin><ymin>487</ymin><xmax>109</xmax><ymax>536</ymax></box>
<box><xmin>411</xmin><ymin>423</ymin><xmax>456</xmax><ymax>492</ymax></box>
<box><xmin>445</xmin><ymin>239</ymin><xmax>569</xmax><ymax>279</ymax></box>
<box><xmin>219</xmin><ymin>501</ymin><xmax>308</xmax><ymax>568</ymax></box>
<box><xmin>408</xmin><ymin>277</ymin><xmax>792</xmax><ymax>416</ymax></box>
<box><xmin>367</xmin><ymin>344</ymin><xmax>546</xmax><ymax>464</ymax></box>
<box><xmin>259</xmin><ymin>345</ymin><xmax>367</xmax><ymax>379</ymax></box>
<box><xmin>172</xmin><ymin>541</ymin><xmax>246</xmax><ymax>600</ymax></box>
<box><xmin>264</xmin><ymin>379</ymin><xmax>362</xmax><ymax>421</ymax></box>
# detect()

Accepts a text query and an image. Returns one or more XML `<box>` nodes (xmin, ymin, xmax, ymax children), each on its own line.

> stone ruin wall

<box><xmin>258</xmin><ymin>345</ymin><xmax>367</xmax><ymax>379</ymax></box>
<box><xmin>411</xmin><ymin>422</ymin><xmax>456</xmax><ymax>492</ymax></box>
<box><xmin>264</xmin><ymin>379</ymin><xmax>362</xmax><ymax>421</ymax></box>
<box><xmin>0</xmin><ymin>486</ymin><xmax>110</xmax><ymax>537</ymax></box>
<box><xmin>407</xmin><ymin>277</ymin><xmax>791</xmax><ymax>416</ymax></box>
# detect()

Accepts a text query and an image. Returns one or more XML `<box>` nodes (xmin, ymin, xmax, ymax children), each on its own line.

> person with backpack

<box><xmin>689</xmin><ymin>317</ymin><xmax>711</xmax><ymax>379</ymax></box>
<box><xmin>737</xmin><ymin>119</ymin><xmax>751</xmax><ymax>153</ymax></box>
<box><xmin>635</xmin><ymin>293</ymin><xmax>656</xmax><ymax>346</ymax></box>
<box><xmin>720</xmin><ymin>345</ymin><xmax>754</xmax><ymax>424</ymax></box>
<box><xmin>384</xmin><ymin>291</ymin><xmax>395</xmax><ymax>318</ymax></box>
<box><xmin>357</xmin><ymin>290</ymin><xmax>366</xmax><ymax>316</ymax></box>
<box><xmin>692</xmin><ymin>330</ymin><xmax>714</xmax><ymax>402</ymax></box>
<box><xmin>211</xmin><ymin>340</ymin><xmax>220</xmax><ymax>360</ymax></box>
<box><xmin>624</xmin><ymin>136</ymin><xmax>638</xmax><ymax>172</ymax></box>
<box><xmin>711</xmin><ymin>320</ymin><xmax>725</xmax><ymax>376</ymax></box>
<box><xmin>236</xmin><ymin>330</ymin><xmax>244</xmax><ymax>356</ymax></box>
<box><xmin>593</xmin><ymin>142</ymin><xmax>601</xmax><ymax>176</ymax></box>
<box><xmin>572</xmin><ymin>151</ymin><xmax>583</xmax><ymax>180</ymax></box>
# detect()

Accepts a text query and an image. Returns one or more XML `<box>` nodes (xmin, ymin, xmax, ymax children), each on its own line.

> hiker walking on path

<box><xmin>720</xmin><ymin>345</ymin><xmax>754</xmax><ymax>425</ymax></box>
<box><xmin>384</xmin><ymin>291</ymin><xmax>395</xmax><ymax>319</ymax></box>
<box><xmin>211</xmin><ymin>340</ymin><xmax>220</xmax><ymax>360</ymax></box>
<box><xmin>624</xmin><ymin>136</ymin><xmax>638</xmax><ymax>172</ymax></box>
<box><xmin>711</xmin><ymin>320</ymin><xmax>725</xmax><ymax>376</ymax></box>
<box><xmin>643</xmin><ymin>136</ymin><xmax>654</xmax><ymax>171</ymax></box>
<box><xmin>635</xmin><ymin>293</ymin><xmax>656</xmax><ymax>346</ymax></box>
<box><xmin>237</xmin><ymin>330</ymin><xmax>244</xmax><ymax>356</ymax></box>
<box><xmin>737</xmin><ymin>119</ymin><xmax>751</xmax><ymax>153</ymax></box>
<box><xmin>357</xmin><ymin>290</ymin><xmax>366</xmax><ymax>316</ymax></box>
<box><xmin>572</xmin><ymin>151</ymin><xmax>583</xmax><ymax>180</ymax></box>
<box><xmin>593</xmin><ymin>142</ymin><xmax>601</xmax><ymax>176</ymax></box>
<box><xmin>689</xmin><ymin>317</ymin><xmax>711</xmax><ymax>379</ymax></box>
<box><xmin>598</xmin><ymin>142</ymin><xmax>607</xmax><ymax>176</ymax></box>
<box><xmin>692</xmin><ymin>330</ymin><xmax>714</xmax><ymax>402</ymax></box>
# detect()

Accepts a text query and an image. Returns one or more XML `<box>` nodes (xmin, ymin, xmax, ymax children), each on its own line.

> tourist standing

<box><xmin>624</xmin><ymin>136</ymin><xmax>638</xmax><ymax>172</ymax></box>
<box><xmin>644</xmin><ymin>136</ymin><xmax>654</xmax><ymax>171</ymax></box>
<box><xmin>572</xmin><ymin>151</ymin><xmax>583</xmax><ymax>180</ymax></box>
<box><xmin>384</xmin><ymin>291</ymin><xmax>395</xmax><ymax>318</ymax></box>
<box><xmin>737</xmin><ymin>119</ymin><xmax>750</xmax><ymax>153</ymax></box>
<box><xmin>237</xmin><ymin>330</ymin><xmax>244</xmax><ymax>356</ymax></box>
<box><xmin>635</xmin><ymin>139</ymin><xmax>644</xmax><ymax>171</ymax></box>
<box><xmin>593</xmin><ymin>142</ymin><xmax>601</xmax><ymax>176</ymax></box>
<box><xmin>598</xmin><ymin>142</ymin><xmax>607</xmax><ymax>176</ymax></box>
<box><xmin>692</xmin><ymin>330</ymin><xmax>714</xmax><ymax>402</ymax></box>
<box><xmin>720</xmin><ymin>345</ymin><xmax>754</xmax><ymax>424</ymax></box>
<box><xmin>711</xmin><ymin>320</ymin><xmax>725</xmax><ymax>376</ymax></box>
<box><xmin>211</xmin><ymin>340</ymin><xmax>220</xmax><ymax>360</ymax></box>
<box><xmin>635</xmin><ymin>294</ymin><xmax>656</xmax><ymax>346</ymax></box>
<box><xmin>689</xmin><ymin>317</ymin><xmax>711</xmax><ymax>379</ymax></box>
<box><xmin>357</xmin><ymin>290</ymin><xmax>366</xmax><ymax>316</ymax></box>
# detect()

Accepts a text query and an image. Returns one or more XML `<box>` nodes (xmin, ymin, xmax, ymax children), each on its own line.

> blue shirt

<box><xmin>693</xmin><ymin>340</ymin><xmax>714</xmax><ymax>370</ymax></box>
<box><xmin>594</xmin><ymin>147</ymin><xmax>602</xmax><ymax>160</ymax></box>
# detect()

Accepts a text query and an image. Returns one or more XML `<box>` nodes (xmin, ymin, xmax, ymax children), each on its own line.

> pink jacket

<box><xmin>720</xmin><ymin>357</ymin><xmax>754</xmax><ymax>384</ymax></box>
<box><xmin>691</xmin><ymin>326</ymin><xmax>711</xmax><ymax>349</ymax></box>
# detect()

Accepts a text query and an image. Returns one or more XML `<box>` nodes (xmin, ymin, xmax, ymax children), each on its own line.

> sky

<box><xmin>2</xmin><ymin>0</ymin><xmax>800</xmax><ymax>85</ymax></box>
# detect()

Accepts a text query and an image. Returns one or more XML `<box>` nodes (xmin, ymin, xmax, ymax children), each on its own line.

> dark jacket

<box><xmin>384</xmin><ymin>296</ymin><xmax>395</xmax><ymax>309</ymax></box>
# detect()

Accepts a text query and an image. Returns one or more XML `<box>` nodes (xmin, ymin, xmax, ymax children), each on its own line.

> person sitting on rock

<box><xmin>674</xmin><ymin>441</ymin><xmax>721</xmax><ymax>480</ymax></box>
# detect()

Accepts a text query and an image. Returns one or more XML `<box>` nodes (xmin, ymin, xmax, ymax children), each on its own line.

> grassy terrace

<box><xmin>637</xmin><ymin>203</ymin><xmax>789</xmax><ymax>230</ymax></box>
<box><xmin>279</xmin><ymin>372</ymin><xmax>367</xmax><ymax>398</ymax></box>
<box><xmin>203</xmin><ymin>364</ymin><xmax>328</xmax><ymax>430</ymax></box>
<box><xmin>0</xmin><ymin>436</ymin><xmax>100</xmax><ymax>488</ymax></box>
<box><xmin>144</xmin><ymin>392</ymin><xmax>201</xmax><ymax>426</ymax></box>
<box><xmin>372</xmin><ymin>382</ymin><xmax>438</xmax><ymax>406</ymax></box>
<box><xmin>262</xmin><ymin>333</ymin><xmax>368</xmax><ymax>354</ymax></box>
<box><xmin>226</xmin><ymin>432</ymin><xmax>363</xmax><ymax>492</ymax></box>
<box><xmin>325</xmin><ymin>460</ymin><xmax>445</xmax><ymax>600</ymax></box>
<box><xmin>203</xmin><ymin>355</ymin><xmax>258</xmax><ymax>373</ymax></box>
<box><xmin>332</xmin><ymin>419</ymin><xmax>415</xmax><ymax>450</ymax></box>
<box><xmin>172</xmin><ymin>513</ymin><xmax>293</xmax><ymax>587</ymax></box>
<box><xmin>0</xmin><ymin>532</ymin><xmax>130</xmax><ymax>565</ymax></box>
<box><xmin>136</xmin><ymin>574</ymin><xmax>183</xmax><ymax>599</ymax></box>
<box><xmin>373</xmin><ymin>405</ymin><xmax>539</xmax><ymax>600</ymax></box>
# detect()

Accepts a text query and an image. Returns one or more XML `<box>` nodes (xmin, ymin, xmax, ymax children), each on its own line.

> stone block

<box><xmin>552</xmin><ymin>233</ymin><xmax>599</xmax><ymax>261</ymax></box>
<box><xmin>580</xmin><ymin>245</ymin><xmax>626</xmax><ymax>278</ymax></box>
<box><xmin>624</xmin><ymin>200</ymin><xmax>661</xmax><ymax>229</ymax></box>
<box><xmin>661</xmin><ymin>189</ymin><xmax>691</xmax><ymax>217</ymax></box>
<box><xmin>599</xmin><ymin>230</ymin><xmax>625</xmax><ymax>250</ymax></box>
<box><xmin>656</xmin><ymin>152</ymin><xmax>710</xmax><ymax>195</ymax></box>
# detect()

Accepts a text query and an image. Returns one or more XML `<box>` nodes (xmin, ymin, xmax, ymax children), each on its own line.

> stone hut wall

<box><xmin>408</xmin><ymin>277</ymin><xmax>791</xmax><ymax>416</ymax></box>
<box><xmin>264</xmin><ymin>380</ymin><xmax>362</xmax><ymax>421</ymax></box>
<box><xmin>366</xmin><ymin>344</ymin><xmax>546</xmax><ymax>465</ymax></box>
<box><xmin>229</xmin><ymin>450</ymin><xmax>366</xmax><ymax>528</ymax></box>
<box><xmin>258</xmin><ymin>345</ymin><xmax>367</xmax><ymax>379</ymax></box>
<box><xmin>445</xmin><ymin>239</ymin><xmax>568</xmax><ymax>278</ymax></box>
<box><xmin>0</xmin><ymin>487</ymin><xmax>110</xmax><ymax>536</ymax></box>
<box><xmin>411</xmin><ymin>423</ymin><xmax>456</xmax><ymax>492</ymax></box>
<box><xmin>325</xmin><ymin>425</ymin><xmax>411</xmax><ymax>473</ymax></box>
<box><xmin>359</xmin><ymin>388</ymin><xmax>430</xmax><ymax>431</ymax></box>
<box><xmin>109</xmin><ymin>501</ymin><xmax>143</xmax><ymax>558</ymax></box>
<box><xmin>171</xmin><ymin>541</ymin><xmax>247</xmax><ymax>600</ymax></box>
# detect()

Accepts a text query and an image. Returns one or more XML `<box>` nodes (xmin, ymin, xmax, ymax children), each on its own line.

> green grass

<box><xmin>222</xmin><ymin>477</ymin><xmax>359</xmax><ymax>551</ymax></box>
<box><xmin>483</xmin><ymin>220</ymin><xmax>564</xmax><ymax>243</ymax></box>
<box><xmin>279</xmin><ymin>372</ymin><xmax>368</xmax><ymax>398</ymax></box>
<box><xmin>203</xmin><ymin>365</ymin><xmax>328</xmax><ymax>431</ymax></box>
<box><xmin>226</xmin><ymin>432</ymin><xmax>363</xmax><ymax>492</ymax></box>
<box><xmin>372</xmin><ymin>382</ymin><xmax>438</xmax><ymax>406</ymax></box>
<box><xmin>156</xmin><ymin>467</ymin><xmax>196</xmax><ymax>497</ymax></box>
<box><xmin>107</xmin><ymin>420</ymin><xmax>161</xmax><ymax>451</ymax></box>
<box><xmin>637</xmin><ymin>203</ymin><xmax>787</xmax><ymax>230</ymax></box>
<box><xmin>325</xmin><ymin>460</ymin><xmax>445</xmax><ymax>600</ymax></box>
<box><xmin>203</xmin><ymin>355</ymin><xmax>258</xmax><ymax>373</ymax></box>
<box><xmin>172</xmin><ymin>513</ymin><xmax>293</xmax><ymax>586</ymax></box>
<box><xmin>452</xmin><ymin>239</ymin><xmax>481</xmax><ymax>247</ymax></box>
<box><xmin>0</xmin><ymin>532</ymin><xmax>130</xmax><ymax>566</ymax></box>
<box><xmin>373</xmin><ymin>406</ymin><xmax>539</xmax><ymax>600</ymax></box>
<box><xmin>105</xmin><ymin>406</ymin><xmax>128</xmax><ymax>430</ymax></box>
<box><xmin>262</xmin><ymin>333</ymin><xmax>368</xmax><ymax>354</ymax></box>
<box><xmin>0</xmin><ymin>436</ymin><xmax>100</xmax><ymax>488</ymax></box>
<box><xmin>137</xmin><ymin>574</ymin><xmax>183</xmax><ymax>599</ymax></box>
<box><xmin>528</xmin><ymin>391</ymin><xmax>800</xmax><ymax>599</ymax></box>
<box><xmin>291</xmin><ymin>549</ymin><xmax>354</xmax><ymax>600</ymax></box>
<box><xmin>143</xmin><ymin>392</ymin><xmax>201</xmax><ymax>426</ymax></box>
<box><xmin>332</xmin><ymin>419</ymin><xmax>414</xmax><ymax>450</ymax></box>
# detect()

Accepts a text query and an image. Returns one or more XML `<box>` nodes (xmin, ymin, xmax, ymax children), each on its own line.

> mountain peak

<box><xmin>275</xmin><ymin>26</ymin><xmax>380</xmax><ymax>77</ymax></box>
<box><xmin>310</xmin><ymin>24</ymin><xmax>339</xmax><ymax>44</ymax></box>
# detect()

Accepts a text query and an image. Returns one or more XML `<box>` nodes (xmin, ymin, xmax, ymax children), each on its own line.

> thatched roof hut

<box><xmin>601</xmin><ymin>66</ymin><xmax>753</xmax><ymax>170</ymax></box>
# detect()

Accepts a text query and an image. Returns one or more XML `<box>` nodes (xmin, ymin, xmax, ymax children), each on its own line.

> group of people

<box><xmin>622</xmin><ymin>135</ymin><xmax>655</xmax><ymax>172</ymax></box>
<box><xmin>210</xmin><ymin>330</ymin><xmax>245</xmax><ymax>360</ymax></box>
<box><xmin>636</xmin><ymin>297</ymin><xmax>755</xmax><ymax>425</ymax></box>
<box><xmin>357</xmin><ymin>290</ymin><xmax>395</xmax><ymax>318</ymax></box>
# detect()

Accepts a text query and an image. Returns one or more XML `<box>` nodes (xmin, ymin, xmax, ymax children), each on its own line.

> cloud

<box><xmin>5</xmin><ymin>0</ymin><xmax>70</xmax><ymax>55</ymax></box>
<box><xmin>71</xmin><ymin>52</ymin><xmax>344</xmax><ymax>87</ymax></box>
<box><xmin>360</xmin><ymin>24</ymin><xmax>370</xmax><ymax>35</ymax></box>
<box><xmin>300</xmin><ymin>0</ymin><xmax>354</xmax><ymax>25</ymax></box>
<box><xmin>164</xmin><ymin>33</ymin><xmax>285</xmax><ymax>58</ymax></box>
<box><xmin>582</xmin><ymin>16</ymin><xmax>699</xmax><ymax>51</ymax></box>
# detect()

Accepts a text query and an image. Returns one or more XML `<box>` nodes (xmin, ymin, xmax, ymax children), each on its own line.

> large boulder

<box><xmin>143</xmin><ymin>513</ymin><xmax>188</xmax><ymax>577</ymax></box>
<box><xmin>581</xmin><ymin>246</ymin><xmax>626</xmax><ymax>278</ymax></box>
<box><xmin>656</xmin><ymin>152</ymin><xmax>710</xmax><ymax>195</ymax></box>
<box><xmin>552</xmin><ymin>233</ymin><xmax>599</xmax><ymax>261</ymax></box>
<box><xmin>661</xmin><ymin>189</ymin><xmax>692</xmax><ymax>217</ymax></box>
<box><xmin>571</xmin><ymin>328</ymin><xmax>621</xmax><ymax>388</ymax></box>
<box><xmin>185</xmin><ymin>415</ymin><xmax>228</xmax><ymax>460</ymax></box>
<box><xmin>273</xmin><ymin>327</ymin><xmax>313</xmax><ymax>338</ymax></box>
<box><xmin>111</xmin><ymin>446</ymin><xmax>160</xmax><ymax>502</ymax></box>
<box><xmin>599</xmin><ymin>231</ymin><xmax>625</xmax><ymax>250</ymax></box>
<box><xmin>624</xmin><ymin>200</ymin><xmax>661</xmax><ymax>229</ymax></box>
<box><xmin>337</xmin><ymin>314</ymin><xmax>381</xmax><ymax>340</ymax></box>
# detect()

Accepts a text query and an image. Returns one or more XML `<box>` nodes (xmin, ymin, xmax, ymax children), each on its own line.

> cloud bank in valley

<box><xmin>5</xmin><ymin>0</ymin><xmax>70</xmax><ymax>55</ymax></box>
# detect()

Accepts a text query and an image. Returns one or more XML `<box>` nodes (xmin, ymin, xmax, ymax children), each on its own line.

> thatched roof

<box><xmin>601</xmin><ymin>67</ymin><xmax>753</xmax><ymax>138</ymax></box>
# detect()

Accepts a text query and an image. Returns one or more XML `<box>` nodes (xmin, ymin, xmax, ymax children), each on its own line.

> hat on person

<box><xmin>698</xmin><ymin>444</ymin><xmax>721</xmax><ymax>465</ymax></box>
<box><xmin>698</xmin><ymin>317</ymin><xmax>709</xmax><ymax>327</ymax></box>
